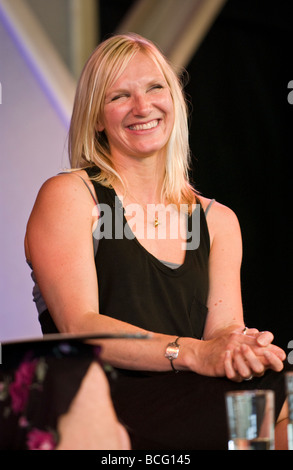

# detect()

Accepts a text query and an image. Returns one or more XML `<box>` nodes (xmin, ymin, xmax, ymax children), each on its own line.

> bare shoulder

<box><xmin>32</xmin><ymin>170</ymin><xmax>97</xmax><ymax>209</ymax></box>
<box><xmin>25</xmin><ymin>170</ymin><xmax>97</xmax><ymax>261</ymax></box>
<box><xmin>197</xmin><ymin>195</ymin><xmax>239</xmax><ymax>220</ymax></box>
<box><xmin>197</xmin><ymin>195</ymin><xmax>241</xmax><ymax>245</ymax></box>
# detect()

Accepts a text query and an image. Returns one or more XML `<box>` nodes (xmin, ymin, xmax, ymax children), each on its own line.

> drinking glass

<box><xmin>225</xmin><ymin>390</ymin><xmax>275</xmax><ymax>450</ymax></box>
<box><xmin>285</xmin><ymin>372</ymin><xmax>293</xmax><ymax>450</ymax></box>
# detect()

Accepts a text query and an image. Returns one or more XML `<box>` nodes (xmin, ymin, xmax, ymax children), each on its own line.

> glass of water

<box><xmin>225</xmin><ymin>390</ymin><xmax>275</xmax><ymax>450</ymax></box>
<box><xmin>285</xmin><ymin>372</ymin><xmax>293</xmax><ymax>450</ymax></box>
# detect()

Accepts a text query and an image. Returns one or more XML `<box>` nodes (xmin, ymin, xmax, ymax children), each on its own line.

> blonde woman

<box><xmin>25</xmin><ymin>34</ymin><xmax>288</xmax><ymax>449</ymax></box>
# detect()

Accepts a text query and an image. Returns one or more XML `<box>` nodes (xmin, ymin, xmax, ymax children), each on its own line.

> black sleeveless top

<box><xmin>33</xmin><ymin>168</ymin><xmax>289</xmax><ymax>451</ymax></box>
<box><xmin>39</xmin><ymin>167</ymin><xmax>210</xmax><ymax>338</ymax></box>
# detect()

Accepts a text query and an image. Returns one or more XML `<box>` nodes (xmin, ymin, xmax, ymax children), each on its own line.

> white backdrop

<box><xmin>0</xmin><ymin>16</ymin><xmax>70</xmax><ymax>341</ymax></box>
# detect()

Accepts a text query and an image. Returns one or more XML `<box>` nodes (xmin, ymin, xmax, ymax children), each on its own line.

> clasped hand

<box><xmin>224</xmin><ymin>328</ymin><xmax>286</xmax><ymax>382</ymax></box>
<box><xmin>200</xmin><ymin>327</ymin><xmax>286</xmax><ymax>382</ymax></box>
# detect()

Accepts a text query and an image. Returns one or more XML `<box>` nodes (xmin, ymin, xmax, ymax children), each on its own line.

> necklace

<box><xmin>122</xmin><ymin>191</ymin><xmax>162</xmax><ymax>228</ymax></box>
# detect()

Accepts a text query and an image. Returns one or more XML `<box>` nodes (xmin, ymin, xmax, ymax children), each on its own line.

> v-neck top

<box><xmin>84</xmin><ymin>167</ymin><xmax>210</xmax><ymax>338</ymax></box>
<box><xmin>37</xmin><ymin>167</ymin><xmax>211</xmax><ymax>338</ymax></box>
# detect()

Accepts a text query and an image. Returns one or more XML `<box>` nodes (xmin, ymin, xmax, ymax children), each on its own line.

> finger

<box><xmin>253</xmin><ymin>343</ymin><xmax>286</xmax><ymax>362</ymax></box>
<box><xmin>240</xmin><ymin>344</ymin><xmax>265</xmax><ymax>377</ymax></box>
<box><xmin>244</xmin><ymin>328</ymin><xmax>259</xmax><ymax>336</ymax></box>
<box><xmin>240</xmin><ymin>334</ymin><xmax>286</xmax><ymax>362</ymax></box>
<box><xmin>256</xmin><ymin>331</ymin><xmax>274</xmax><ymax>346</ymax></box>
<box><xmin>262</xmin><ymin>350</ymin><xmax>284</xmax><ymax>372</ymax></box>
<box><xmin>233</xmin><ymin>347</ymin><xmax>254</xmax><ymax>380</ymax></box>
<box><xmin>267</xmin><ymin>344</ymin><xmax>286</xmax><ymax>361</ymax></box>
<box><xmin>224</xmin><ymin>350</ymin><xmax>242</xmax><ymax>382</ymax></box>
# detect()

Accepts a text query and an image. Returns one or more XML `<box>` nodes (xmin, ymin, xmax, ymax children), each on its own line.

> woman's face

<box><xmin>98</xmin><ymin>51</ymin><xmax>175</xmax><ymax>162</ymax></box>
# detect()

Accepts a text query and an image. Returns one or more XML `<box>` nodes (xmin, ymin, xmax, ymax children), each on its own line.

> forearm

<box><xmin>101</xmin><ymin>333</ymin><xmax>206</xmax><ymax>373</ymax></box>
<box><xmin>61</xmin><ymin>311</ymin><xmax>199</xmax><ymax>372</ymax></box>
<box><xmin>59</xmin><ymin>312</ymin><xmax>187</xmax><ymax>371</ymax></box>
<box><xmin>54</xmin><ymin>308</ymin><xmax>285</xmax><ymax>378</ymax></box>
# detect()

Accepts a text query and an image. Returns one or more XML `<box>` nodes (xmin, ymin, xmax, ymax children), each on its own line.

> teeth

<box><xmin>129</xmin><ymin>120</ymin><xmax>159</xmax><ymax>131</ymax></box>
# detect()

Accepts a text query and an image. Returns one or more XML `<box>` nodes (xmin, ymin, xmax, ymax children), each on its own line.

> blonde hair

<box><xmin>68</xmin><ymin>33</ymin><xmax>196</xmax><ymax>208</ymax></box>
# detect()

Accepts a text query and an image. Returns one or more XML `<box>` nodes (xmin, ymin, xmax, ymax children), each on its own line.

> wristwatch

<box><xmin>165</xmin><ymin>337</ymin><xmax>181</xmax><ymax>372</ymax></box>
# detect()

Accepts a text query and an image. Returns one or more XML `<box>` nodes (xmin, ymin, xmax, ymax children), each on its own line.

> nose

<box><xmin>132</xmin><ymin>93</ymin><xmax>151</xmax><ymax>116</ymax></box>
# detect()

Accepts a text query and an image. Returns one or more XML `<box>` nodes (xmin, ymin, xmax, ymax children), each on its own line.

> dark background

<box><xmin>99</xmin><ymin>0</ymin><xmax>292</xmax><ymax>350</ymax></box>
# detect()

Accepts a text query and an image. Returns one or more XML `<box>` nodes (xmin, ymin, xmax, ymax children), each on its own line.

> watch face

<box><xmin>165</xmin><ymin>344</ymin><xmax>179</xmax><ymax>360</ymax></box>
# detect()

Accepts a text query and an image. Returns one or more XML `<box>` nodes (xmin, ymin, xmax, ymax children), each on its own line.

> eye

<box><xmin>148</xmin><ymin>84</ymin><xmax>164</xmax><ymax>92</ymax></box>
<box><xmin>109</xmin><ymin>93</ymin><xmax>130</xmax><ymax>102</ymax></box>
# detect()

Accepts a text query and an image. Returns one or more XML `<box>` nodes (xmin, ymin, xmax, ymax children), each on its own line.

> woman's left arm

<box><xmin>203</xmin><ymin>200</ymin><xmax>245</xmax><ymax>339</ymax></box>
<box><xmin>202</xmin><ymin>200</ymin><xmax>285</xmax><ymax>380</ymax></box>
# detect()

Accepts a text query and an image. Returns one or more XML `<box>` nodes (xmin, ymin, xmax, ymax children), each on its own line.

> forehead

<box><xmin>107</xmin><ymin>51</ymin><xmax>166</xmax><ymax>90</ymax></box>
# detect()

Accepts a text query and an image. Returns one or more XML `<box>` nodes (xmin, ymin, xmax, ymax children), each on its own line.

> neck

<box><xmin>113</xmin><ymin>154</ymin><xmax>165</xmax><ymax>204</ymax></box>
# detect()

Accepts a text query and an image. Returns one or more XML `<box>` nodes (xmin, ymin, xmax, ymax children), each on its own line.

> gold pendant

<box><xmin>154</xmin><ymin>217</ymin><xmax>159</xmax><ymax>227</ymax></box>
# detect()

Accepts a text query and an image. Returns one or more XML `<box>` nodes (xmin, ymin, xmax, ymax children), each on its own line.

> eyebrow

<box><xmin>107</xmin><ymin>88</ymin><xmax>129</xmax><ymax>96</ymax></box>
<box><xmin>106</xmin><ymin>78</ymin><xmax>166</xmax><ymax>95</ymax></box>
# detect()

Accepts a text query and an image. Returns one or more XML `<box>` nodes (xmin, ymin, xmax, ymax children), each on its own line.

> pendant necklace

<box><xmin>153</xmin><ymin>217</ymin><xmax>159</xmax><ymax>228</ymax></box>
<box><xmin>124</xmin><ymin>191</ymin><xmax>162</xmax><ymax>228</ymax></box>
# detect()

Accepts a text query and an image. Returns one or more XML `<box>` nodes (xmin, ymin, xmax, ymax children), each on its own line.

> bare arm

<box><xmin>198</xmin><ymin>200</ymin><xmax>285</xmax><ymax>379</ymax></box>
<box><xmin>204</xmin><ymin>200</ymin><xmax>244</xmax><ymax>339</ymax></box>
<box><xmin>25</xmin><ymin>173</ymin><xmax>180</xmax><ymax>370</ymax></box>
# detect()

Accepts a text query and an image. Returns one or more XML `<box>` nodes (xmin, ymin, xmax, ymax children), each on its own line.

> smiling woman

<box><xmin>68</xmin><ymin>33</ymin><xmax>193</xmax><ymax>209</ymax></box>
<box><xmin>24</xmin><ymin>33</ymin><xmax>290</xmax><ymax>450</ymax></box>
<box><xmin>97</xmin><ymin>51</ymin><xmax>175</xmax><ymax>164</ymax></box>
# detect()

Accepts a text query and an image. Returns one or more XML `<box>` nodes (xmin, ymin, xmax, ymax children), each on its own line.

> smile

<box><xmin>128</xmin><ymin>119</ymin><xmax>159</xmax><ymax>131</ymax></box>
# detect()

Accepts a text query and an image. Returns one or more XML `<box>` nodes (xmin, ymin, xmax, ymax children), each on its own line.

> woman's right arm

<box><xmin>25</xmin><ymin>173</ymin><xmax>183</xmax><ymax>370</ymax></box>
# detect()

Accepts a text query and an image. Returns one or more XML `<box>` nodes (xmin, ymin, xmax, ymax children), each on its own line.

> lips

<box><xmin>128</xmin><ymin>119</ymin><xmax>159</xmax><ymax>131</ymax></box>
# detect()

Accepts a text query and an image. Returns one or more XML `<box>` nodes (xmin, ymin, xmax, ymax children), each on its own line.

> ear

<box><xmin>96</xmin><ymin>122</ymin><xmax>105</xmax><ymax>132</ymax></box>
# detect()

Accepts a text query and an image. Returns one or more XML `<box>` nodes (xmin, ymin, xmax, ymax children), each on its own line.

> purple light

<box><xmin>0</xmin><ymin>4</ymin><xmax>72</xmax><ymax>128</ymax></box>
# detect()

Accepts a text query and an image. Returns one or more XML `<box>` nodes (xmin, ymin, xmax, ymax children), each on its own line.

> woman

<box><xmin>25</xmin><ymin>33</ymin><xmax>288</xmax><ymax>449</ymax></box>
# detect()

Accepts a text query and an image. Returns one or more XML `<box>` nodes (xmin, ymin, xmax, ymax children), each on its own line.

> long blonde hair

<box><xmin>68</xmin><ymin>33</ymin><xmax>196</xmax><ymax>208</ymax></box>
